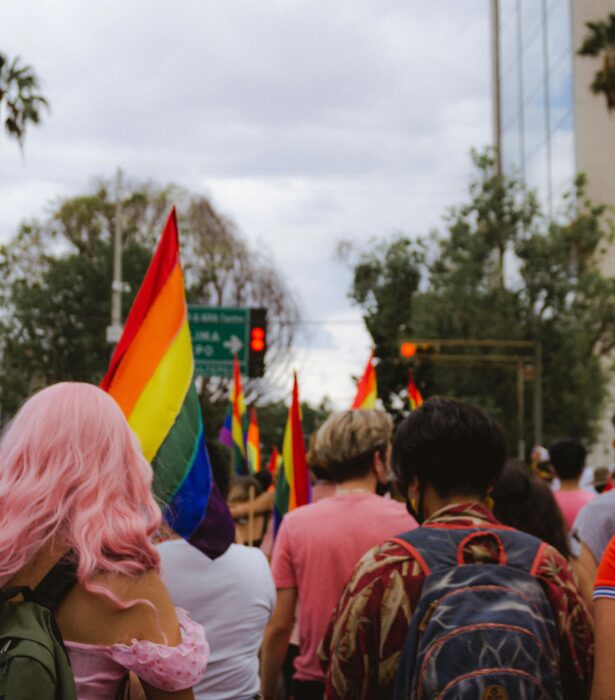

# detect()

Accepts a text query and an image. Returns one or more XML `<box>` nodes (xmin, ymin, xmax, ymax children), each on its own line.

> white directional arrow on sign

<box><xmin>223</xmin><ymin>335</ymin><xmax>244</xmax><ymax>356</ymax></box>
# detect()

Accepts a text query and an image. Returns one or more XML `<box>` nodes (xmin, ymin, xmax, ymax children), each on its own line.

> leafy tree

<box><xmin>350</xmin><ymin>237</ymin><xmax>423</xmax><ymax>411</ymax></box>
<box><xmin>349</xmin><ymin>150</ymin><xmax>615</xmax><ymax>448</ymax></box>
<box><xmin>0</xmin><ymin>178</ymin><xmax>299</xmax><ymax>418</ymax></box>
<box><xmin>0</xmin><ymin>52</ymin><xmax>49</xmax><ymax>148</ymax></box>
<box><xmin>578</xmin><ymin>13</ymin><xmax>615</xmax><ymax>111</ymax></box>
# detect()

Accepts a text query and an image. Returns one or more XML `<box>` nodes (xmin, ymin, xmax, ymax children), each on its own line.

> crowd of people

<box><xmin>4</xmin><ymin>382</ymin><xmax>615</xmax><ymax>698</ymax></box>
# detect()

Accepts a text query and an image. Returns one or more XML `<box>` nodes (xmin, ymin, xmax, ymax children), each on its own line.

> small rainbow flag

<box><xmin>101</xmin><ymin>207</ymin><xmax>234</xmax><ymax>558</ymax></box>
<box><xmin>266</xmin><ymin>446</ymin><xmax>282</xmax><ymax>481</ymax></box>
<box><xmin>351</xmin><ymin>351</ymin><xmax>377</xmax><ymax>409</ymax></box>
<box><xmin>274</xmin><ymin>373</ymin><xmax>311</xmax><ymax>532</ymax></box>
<box><xmin>247</xmin><ymin>408</ymin><xmax>261</xmax><ymax>474</ymax></box>
<box><xmin>408</xmin><ymin>374</ymin><xmax>423</xmax><ymax>410</ymax></box>
<box><xmin>230</xmin><ymin>355</ymin><xmax>248</xmax><ymax>474</ymax></box>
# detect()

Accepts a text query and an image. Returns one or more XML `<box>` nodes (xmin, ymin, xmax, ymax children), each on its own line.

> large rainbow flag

<box><xmin>351</xmin><ymin>351</ymin><xmax>377</xmax><ymax>409</ymax></box>
<box><xmin>274</xmin><ymin>373</ymin><xmax>311</xmax><ymax>532</ymax></box>
<box><xmin>101</xmin><ymin>207</ymin><xmax>234</xmax><ymax>558</ymax></box>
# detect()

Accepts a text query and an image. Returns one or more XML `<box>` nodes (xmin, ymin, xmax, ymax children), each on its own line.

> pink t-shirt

<box><xmin>271</xmin><ymin>491</ymin><xmax>416</xmax><ymax>682</ymax></box>
<box><xmin>554</xmin><ymin>489</ymin><xmax>595</xmax><ymax>529</ymax></box>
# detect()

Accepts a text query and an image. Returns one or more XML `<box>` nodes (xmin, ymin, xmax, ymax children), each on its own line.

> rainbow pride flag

<box><xmin>247</xmin><ymin>408</ymin><xmax>261</xmax><ymax>474</ymax></box>
<box><xmin>274</xmin><ymin>373</ymin><xmax>311</xmax><ymax>532</ymax></box>
<box><xmin>408</xmin><ymin>374</ymin><xmax>424</xmax><ymax>410</ymax></box>
<box><xmin>266</xmin><ymin>446</ymin><xmax>282</xmax><ymax>481</ymax></box>
<box><xmin>230</xmin><ymin>356</ymin><xmax>248</xmax><ymax>474</ymax></box>
<box><xmin>351</xmin><ymin>351</ymin><xmax>377</xmax><ymax>409</ymax></box>
<box><xmin>101</xmin><ymin>207</ymin><xmax>234</xmax><ymax>558</ymax></box>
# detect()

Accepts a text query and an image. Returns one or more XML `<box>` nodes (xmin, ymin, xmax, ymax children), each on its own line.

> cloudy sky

<box><xmin>0</xmin><ymin>0</ymin><xmax>492</xmax><ymax>406</ymax></box>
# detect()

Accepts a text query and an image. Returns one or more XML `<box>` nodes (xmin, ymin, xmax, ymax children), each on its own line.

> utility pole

<box><xmin>106</xmin><ymin>168</ymin><xmax>123</xmax><ymax>344</ymax></box>
<box><xmin>491</xmin><ymin>0</ymin><xmax>502</xmax><ymax>176</ymax></box>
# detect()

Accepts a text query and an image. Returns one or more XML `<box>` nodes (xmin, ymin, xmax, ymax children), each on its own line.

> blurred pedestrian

<box><xmin>321</xmin><ymin>398</ymin><xmax>593</xmax><ymax>700</ymax></box>
<box><xmin>260</xmin><ymin>409</ymin><xmax>416</xmax><ymax>700</ymax></box>
<box><xmin>592</xmin><ymin>466</ymin><xmax>613</xmax><ymax>495</ymax></box>
<box><xmin>159</xmin><ymin>440</ymin><xmax>275</xmax><ymax>700</ymax></box>
<box><xmin>492</xmin><ymin>459</ymin><xmax>594</xmax><ymax>604</ymax></box>
<box><xmin>0</xmin><ymin>383</ymin><xmax>208</xmax><ymax>699</ymax></box>
<box><xmin>229</xmin><ymin>476</ymin><xmax>269</xmax><ymax>547</ymax></box>
<box><xmin>589</xmin><ymin>533</ymin><xmax>615</xmax><ymax>699</ymax></box>
<box><xmin>550</xmin><ymin>438</ymin><xmax>594</xmax><ymax>529</ymax></box>
<box><xmin>572</xmin><ymin>414</ymin><xmax>615</xmax><ymax>584</ymax></box>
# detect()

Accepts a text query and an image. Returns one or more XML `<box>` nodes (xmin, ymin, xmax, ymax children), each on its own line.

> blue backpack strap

<box><xmin>390</xmin><ymin>524</ymin><xmax>545</xmax><ymax>574</ymax></box>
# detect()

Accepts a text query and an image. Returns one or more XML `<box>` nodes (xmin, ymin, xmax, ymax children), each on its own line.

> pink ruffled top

<box><xmin>65</xmin><ymin>608</ymin><xmax>209</xmax><ymax>699</ymax></box>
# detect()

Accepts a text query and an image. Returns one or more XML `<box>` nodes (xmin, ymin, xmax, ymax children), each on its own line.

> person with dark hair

<box><xmin>321</xmin><ymin>398</ymin><xmax>593</xmax><ymax>700</ymax></box>
<box><xmin>493</xmin><ymin>460</ymin><xmax>570</xmax><ymax>557</ymax></box>
<box><xmin>158</xmin><ymin>441</ymin><xmax>275</xmax><ymax>700</ymax></box>
<box><xmin>206</xmin><ymin>439</ymin><xmax>232</xmax><ymax>500</ymax></box>
<box><xmin>260</xmin><ymin>409</ymin><xmax>415</xmax><ymax>700</ymax></box>
<box><xmin>492</xmin><ymin>459</ymin><xmax>594</xmax><ymax>604</ymax></box>
<box><xmin>549</xmin><ymin>438</ymin><xmax>594</xmax><ymax>529</ymax></box>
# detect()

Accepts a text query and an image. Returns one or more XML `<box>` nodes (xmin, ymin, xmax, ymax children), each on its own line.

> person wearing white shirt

<box><xmin>159</xmin><ymin>440</ymin><xmax>275</xmax><ymax>700</ymax></box>
<box><xmin>159</xmin><ymin>539</ymin><xmax>275</xmax><ymax>700</ymax></box>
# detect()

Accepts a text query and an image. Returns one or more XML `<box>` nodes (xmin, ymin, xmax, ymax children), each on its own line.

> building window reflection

<box><xmin>496</xmin><ymin>0</ymin><xmax>575</xmax><ymax>217</ymax></box>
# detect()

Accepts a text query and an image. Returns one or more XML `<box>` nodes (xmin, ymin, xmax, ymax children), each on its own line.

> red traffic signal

<box><xmin>251</xmin><ymin>327</ymin><xmax>266</xmax><ymax>352</ymax></box>
<box><xmin>248</xmin><ymin>309</ymin><xmax>267</xmax><ymax>377</ymax></box>
<box><xmin>400</xmin><ymin>341</ymin><xmax>434</xmax><ymax>358</ymax></box>
<box><xmin>400</xmin><ymin>342</ymin><xmax>417</xmax><ymax>358</ymax></box>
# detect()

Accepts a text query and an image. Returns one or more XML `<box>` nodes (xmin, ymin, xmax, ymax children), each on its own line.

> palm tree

<box><xmin>0</xmin><ymin>52</ymin><xmax>49</xmax><ymax>149</ymax></box>
<box><xmin>578</xmin><ymin>13</ymin><xmax>615</xmax><ymax>112</ymax></box>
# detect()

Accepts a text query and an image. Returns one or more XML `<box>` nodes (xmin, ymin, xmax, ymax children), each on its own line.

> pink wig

<box><xmin>0</xmin><ymin>382</ymin><xmax>162</xmax><ymax>588</ymax></box>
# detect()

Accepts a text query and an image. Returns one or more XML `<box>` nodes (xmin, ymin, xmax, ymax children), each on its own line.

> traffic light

<box><xmin>399</xmin><ymin>341</ymin><xmax>435</xmax><ymax>358</ymax></box>
<box><xmin>400</xmin><ymin>342</ymin><xmax>417</xmax><ymax>358</ymax></box>
<box><xmin>248</xmin><ymin>308</ymin><xmax>267</xmax><ymax>377</ymax></box>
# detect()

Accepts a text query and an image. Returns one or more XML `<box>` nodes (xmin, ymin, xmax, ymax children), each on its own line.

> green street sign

<box><xmin>188</xmin><ymin>306</ymin><xmax>250</xmax><ymax>377</ymax></box>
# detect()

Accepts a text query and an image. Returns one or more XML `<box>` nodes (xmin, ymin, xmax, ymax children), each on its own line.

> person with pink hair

<box><xmin>0</xmin><ymin>382</ymin><xmax>209</xmax><ymax>699</ymax></box>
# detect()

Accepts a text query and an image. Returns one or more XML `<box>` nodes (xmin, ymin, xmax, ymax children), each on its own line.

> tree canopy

<box><xmin>349</xmin><ymin>150</ymin><xmax>615</xmax><ymax>449</ymax></box>
<box><xmin>578</xmin><ymin>12</ymin><xmax>615</xmax><ymax>111</ymax></box>
<box><xmin>0</xmin><ymin>52</ymin><xmax>48</xmax><ymax>149</ymax></box>
<box><xmin>0</xmin><ymin>178</ymin><xmax>300</xmax><ymax>419</ymax></box>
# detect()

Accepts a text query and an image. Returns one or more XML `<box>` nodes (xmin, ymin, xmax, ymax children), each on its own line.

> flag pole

<box><xmin>247</xmin><ymin>485</ymin><xmax>255</xmax><ymax>546</ymax></box>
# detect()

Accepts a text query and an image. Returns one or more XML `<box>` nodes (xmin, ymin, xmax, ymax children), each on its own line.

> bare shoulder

<box><xmin>57</xmin><ymin>569</ymin><xmax>181</xmax><ymax>647</ymax></box>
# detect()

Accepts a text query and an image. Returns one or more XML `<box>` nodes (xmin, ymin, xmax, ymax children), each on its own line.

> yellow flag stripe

<box><xmin>128</xmin><ymin>321</ymin><xmax>194</xmax><ymax>461</ymax></box>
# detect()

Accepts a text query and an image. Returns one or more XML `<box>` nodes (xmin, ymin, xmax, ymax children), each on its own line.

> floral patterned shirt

<box><xmin>320</xmin><ymin>502</ymin><xmax>593</xmax><ymax>700</ymax></box>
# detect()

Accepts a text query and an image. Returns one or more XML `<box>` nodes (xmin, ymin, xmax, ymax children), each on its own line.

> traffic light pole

<box><xmin>533</xmin><ymin>338</ymin><xmax>543</xmax><ymax>445</ymax></box>
<box><xmin>400</xmin><ymin>338</ymin><xmax>542</xmax><ymax>458</ymax></box>
<box><xmin>517</xmin><ymin>361</ymin><xmax>525</xmax><ymax>460</ymax></box>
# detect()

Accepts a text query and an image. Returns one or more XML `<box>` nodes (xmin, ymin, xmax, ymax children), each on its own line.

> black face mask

<box><xmin>376</xmin><ymin>481</ymin><xmax>390</xmax><ymax>497</ymax></box>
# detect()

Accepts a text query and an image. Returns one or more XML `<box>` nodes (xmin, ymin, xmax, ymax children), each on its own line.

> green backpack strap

<box><xmin>0</xmin><ymin>557</ymin><xmax>79</xmax><ymax>700</ymax></box>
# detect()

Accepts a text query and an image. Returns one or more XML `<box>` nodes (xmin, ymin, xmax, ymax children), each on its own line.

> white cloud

<box><xmin>0</xmin><ymin>0</ymin><xmax>492</xmax><ymax>405</ymax></box>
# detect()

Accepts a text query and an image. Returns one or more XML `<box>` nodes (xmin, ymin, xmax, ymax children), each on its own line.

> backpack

<box><xmin>0</xmin><ymin>558</ymin><xmax>78</xmax><ymax>700</ymax></box>
<box><xmin>392</xmin><ymin>526</ymin><xmax>563</xmax><ymax>700</ymax></box>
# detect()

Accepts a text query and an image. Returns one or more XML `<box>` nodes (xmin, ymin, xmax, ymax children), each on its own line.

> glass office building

<box><xmin>496</xmin><ymin>0</ymin><xmax>575</xmax><ymax>217</ymax></box>
<box><xmin>494</xmin><ymin>0</ymin><xmax>615</xmax><ymax>463</ymax></box>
